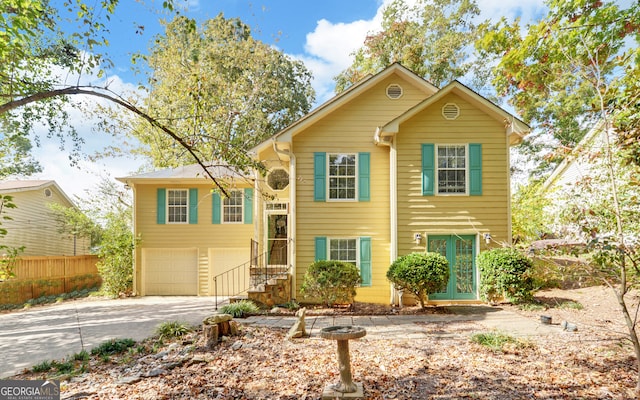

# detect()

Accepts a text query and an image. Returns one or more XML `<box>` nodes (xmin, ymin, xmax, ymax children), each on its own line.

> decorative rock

<box><xmin>286</xmin><ymin>307</ymin><xmax>307</xmax><ymax>340</ymax></box>
<box><xmin>203</xmin><ymin>324</ymin><xmax>219</xmax><ymax>350</ymax></box>
<box><xmin>231</xmin><ymin>341</ymin><xmax>243</xmax><ymax>351</ymax></box>
<box><xmin>561</xmin><ymin>320</ymin><xmax>578</xmax><ymax>332</ymax></box>
<box><xmin>117</xmin><ymin>375</ymin><xmax>142</xmax><ymax>385</ymax></box>
<box><xmin>203</xmin><ymin>314</ymin><xmax>233</xmax><ymax>325</ymax></box>
<box><xmin>145</xmin><ymin>368</ymin><xmax>166</xmax><ymax>377</ymax></box>
<box><xmin>230</xmin><ymin>321</ymin><xmax>240</xmax><ymax>335</ymax></box>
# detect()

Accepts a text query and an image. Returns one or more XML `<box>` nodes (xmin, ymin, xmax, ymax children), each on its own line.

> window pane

<box><xmin>167</xmin><ymin>189</ymin><xmax>188</xmax><ymax>223</ymax></box>
<box><xmin>223</xmin><ymin>190</ymin><xmax>243</xmax><ymax>223</ymax></box>
<box><xmin>329</xmin><ymin>239</ymin><xmax>357</xmax><ymax>264</ymax></box>
<box><xmin>437</xmin><ymin>145</ymin><xmax>466</xmax><ymax>194</ymax></box>
<box><xmin>328</xmin><ymin>153</ymin><xmax>356</xmax><ymax>200</ymax></box>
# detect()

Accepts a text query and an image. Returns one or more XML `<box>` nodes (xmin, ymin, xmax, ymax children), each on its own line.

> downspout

<box><xmin>272</xmin><ymin>140</ymin><xmax>297</xmax><ymax>299</ymax></box>
<box><xmin>375</xmin><ymin>127</ymin><xmax>398</xmax><ymax>305</ymax></box>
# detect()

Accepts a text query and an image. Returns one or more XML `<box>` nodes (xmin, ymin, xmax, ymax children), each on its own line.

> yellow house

<box><xmin>0</xmin><ymin>180</ymin><xmax>91</xmax><ymax>256</ymax></box>
<box><xmin>119</xmin><ymin>64</ymin><xmax>529</xmax><ymax>304</ymax></box>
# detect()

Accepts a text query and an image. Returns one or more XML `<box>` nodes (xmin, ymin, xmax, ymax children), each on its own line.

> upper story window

<box><xmin>329</xmin><ymin>154</ymin><xmax>356</xmax><ymax>200</ymax></box>
<box><xmin>167</xmin><ymin>189</ymin><xmax>188</xmax><ymax>223</ymax></box>
<box><xmin>422</xmin><ymin>143</ymin><xmax>482</xmax><ymax>196</ymax></box>
<box><xmin>437</xmin><ymin>145</ymin><xmax>466</xmax><ymax>194</ymax></box>
<box><xmin>223</xmin><ymin>190</ymin><xmax>243</xmax><ymax>223</ymax></box>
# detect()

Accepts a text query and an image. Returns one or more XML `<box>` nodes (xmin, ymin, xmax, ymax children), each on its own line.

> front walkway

<box><xmin>241</xmin><ymin>305</ymin><xmax>561</xmax><ymax>339</ymax></box>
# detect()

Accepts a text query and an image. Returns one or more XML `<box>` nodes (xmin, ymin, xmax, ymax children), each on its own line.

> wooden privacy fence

<box><xmin>0</xmin><ymin>255</ymin><xmax>101</xmax><ymax>305</ymax></box>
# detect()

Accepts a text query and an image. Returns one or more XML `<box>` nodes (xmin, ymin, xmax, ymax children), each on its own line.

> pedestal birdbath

<box><xmin>320</xmin><ymin>325</ymin><xmax>366</xmax><ymax>399</ymax></box>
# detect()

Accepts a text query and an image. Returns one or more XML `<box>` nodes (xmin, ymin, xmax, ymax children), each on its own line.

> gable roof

<box><xmin>541</xmin><ymin>121</ymin><xmax>607</xmax><ymax>193</ymax></box>
<box><xmin>251</xmin><ymin>63</ymin><xmax>439</xmax><ymax>154</ymax></box>
<box><xmin>379</xmin><ymin>80</ymin><xmax>530</xmax><ymax>145</ymax></box>
<box><xmin>0</xmin><ymin>180</ymin><xmax>75</xmax><ymax>206</ymax></box>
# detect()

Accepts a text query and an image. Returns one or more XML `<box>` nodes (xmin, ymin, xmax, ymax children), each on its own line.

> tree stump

<box><xmin>203</xmin><ymin>324</ymin><xmax>219</xmax><ymax>350</ymax></box>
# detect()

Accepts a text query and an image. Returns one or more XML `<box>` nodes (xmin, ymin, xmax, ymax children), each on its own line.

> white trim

<box><xmin>222</xmin><ymin>189</ymin><xmax>244</xmax><ymax>224</ymax></box>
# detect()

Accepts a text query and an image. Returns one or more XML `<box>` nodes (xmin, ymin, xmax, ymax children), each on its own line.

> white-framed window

<box><xmin>167</xmin><ymin>189</ymin><xmax>188</xmax><ymax>223</ymax></box>
<box><xmin>329</xmin><ymin>238</ymin><xmax>358</xmax><ymax>264</ymax></box>
<box><xmin>436</xmin><ymin>144</ymin><xmax>467</xmax><ymax>194</ymax></box>
<box><xmin>328</xmin><ymin>153</ymin><xmax>356</xmax><ymax>200</ymax></box>
<box><xmin>223</xmin><ymin>190</ymin><xmax>243</xmax><ymax>223</ymax></box>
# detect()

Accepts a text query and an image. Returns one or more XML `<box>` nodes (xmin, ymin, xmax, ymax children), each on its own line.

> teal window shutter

<box><xmin>244</xmin><ymin>188</ymin><xmax>254</xmax><ymax>224</ymax></box>
<box><xmin>359</xmin><ymin>237</ymin><xmax>372</xmax><ymax>286</ymax></box>
<box><xmin>157</xmin><ymin>188</ymin><xmax>166</xmax><ymax>224</ymax></box>
<box><xmin>314</xmin><ymin>152</ymin><xmax>326</xmax><ymax>201</ymax></box>
<box><xmin>469</xmin><ymin>143</ymin><xmax>482</xmax><ymax>195</ymax></box>
<box><xmin>212</xmin><ymin>193</ymin><xmax>221</xmax><ymax>224</ymax></box>
<box><xmin>315</xmin><ymin>237</ymin><xmax>327</xmax><ymax>261</ymax></box>
<box><xmin>188</xmin><ymin>188</ymin><xmax>198</xmax><ymax>224</ymax></box>
<box><xmin>358</xmin><ymin>152</ymin><xmax>370</xmax><ymax>202</ymax></box>
<box><xmin>421</xmin><ymin>144</ymin><xmax>435</xmax><ymax>196</ymax></box>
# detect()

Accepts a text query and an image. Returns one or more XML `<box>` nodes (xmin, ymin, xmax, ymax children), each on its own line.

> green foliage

<box><xmin>73</xmin><ymin>350</ymin><xmax>90</xmax><ymax>362</ymax></box>
<box><xmin>335</xmin><ymin>0</ymin><xmax>488</xmax><ymax>93</ymax></box>
<box><xmin>511</xmin><ymin>181</ymin><xmax>551</xmax><ymax>244</ymax></box>
<box><xmin>123</xmin><ymin>13</ymin><xmax>315</xmax><ymax>172</ymax></box>
<box><xmin>219</xmin><ymin>300</ymin><xmax>261</xmax><ymax>318</ymax></box>
<box><xmin>470</xmin><ymin>331</ymin><xmax>527</xmax><ymax>353</ymax></box>
<box><xmin>48</xmin><ymin>203</ymin><xmax>103</xmax><ymax>248</ymax></box>
<box><xmin>0</xmin><ymin>194</ymin><xmax>24</xmax><ymax>280</ymax></box>
<box><xmin>91</xmin><ymin>338</ymin><xmax>136</xmax><ymax>357</ymax></box>
<box><xmin>96</xmin><ymin>211</ymin><xmax>136</xmax><ymax>297</ymax></box>
<box><xmin>32</xmin><ymin>360</ymin><xmax>53</xmax><ymax>373</ymax></box>
<box><xmin>386</xmin><ymin>252</ymin><xmax>449</xmax><ymax>309</ymax></box>
<box><xmin>155</xmin><ymin>321</ymin><xmax>192</xmax><ymax>341</ymax></box>
<box><xmin>477</xmin><ymin>248</ymin><xmax>534</xmax><ymax>304</ymax></box>
<box><xmin>300</xmin><ymin>260</ymin><xmax>362</xmax><ymax>306</ymax></box>
<box><xmin>476</xmin><ymin>0</ymin><xmax>640</xmax><ymax>177</ymax></box>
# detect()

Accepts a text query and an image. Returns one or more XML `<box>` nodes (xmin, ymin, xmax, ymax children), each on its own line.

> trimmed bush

<box><xmin>477</xmin><ymin>248</ymin><xmax>534</xmax><ymax>304</ymax></box>
<box><xmin>386</xmin><ymin>252</ymin><xmax>449</xmax><ymax>309</ymax></box>
<box><xmin>300</xmin><ymin>260</ymin><xmax>361</xmax><ymax>306</ymax></box>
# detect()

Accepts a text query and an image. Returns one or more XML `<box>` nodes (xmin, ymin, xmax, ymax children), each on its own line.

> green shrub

<box><xmin>477</xmin><ymin>248</ymin><xmax>534</xmax><ymax>304</ymax></box>
<box><xmin>300</xmin><ymin>260</ymin><xmax>361</xmax><ymax>306</ymax></box>
<box><xmin>386</xmin><ymin>252</ymin><xmax>449</xmax><ymax>309</ymax></box>
<box><xmin>32</xmin><ymin>360</ymin><xmax>53</xmax><ymax>373</ymax></box>
<box><xmin>155</xmin><ymin>321</ymin><xmax>192</xmax><ymax>341</ymax></box>
<box><xmin>91</xmin><ymin>338</ymin><xmax>136</xmax><ymax>356</ymax></box>
<box><xmin>219</xmin><ymin>300</ymin><xmax>261</xmax><ymax>317</ymax></box>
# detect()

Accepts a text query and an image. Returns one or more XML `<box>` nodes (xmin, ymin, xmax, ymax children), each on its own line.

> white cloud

<box><xmin>296</xmin><ymin>0</ymin><xmax>547</xmax><ymax>106</ymax></box>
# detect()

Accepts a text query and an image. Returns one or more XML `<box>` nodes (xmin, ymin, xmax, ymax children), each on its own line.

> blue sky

<box><xmin>33</xmin><ymin>0</ymin><xmax>548</xmax><ymax>201</ymax></box>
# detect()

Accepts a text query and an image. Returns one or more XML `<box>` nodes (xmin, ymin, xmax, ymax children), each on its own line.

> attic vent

<box><xmin>386</xmin><ymin>84</ymin><xmax>403</xmax><ymax>99</ymax></box>
<box><xmin>44</xmin><ymin>188</ymin><xmax>52</xmax><ymax>198</ymax></box>
<box><xmin>442</xmin><ymin>103</ymin><xmax>460</xmax><ymax>120</ymax></box>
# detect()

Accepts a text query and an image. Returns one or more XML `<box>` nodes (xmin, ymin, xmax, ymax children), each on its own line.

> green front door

<box><xmin>428</xmin><ymin>235</ymin><xmax>477</xmax><ymax>300</ymax></box>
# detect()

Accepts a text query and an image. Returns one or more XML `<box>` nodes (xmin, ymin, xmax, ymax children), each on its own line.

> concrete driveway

<box><xmin>0</xmin><ymin>296</ymin><xmax>222</xmax><ymax>378</ymax></box>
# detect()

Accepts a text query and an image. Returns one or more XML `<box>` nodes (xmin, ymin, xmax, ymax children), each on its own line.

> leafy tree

<box><xmin>386</xmin><ymin>252</ymin><xmax>449</xmax><ymax>309</ymax></box>
<box><xmin>121</xmin><ymin>14</ymin><xmax>314</xmax><ymax>172</ymax></box>
<box><xmin>511</xmin><ymin>181</ymin><xmax>551</xmax><ymax>244</ymax></box>
<box><xmin>0</xmin><ymin>195</ymin><xmax>24</xmax><ymax>280</ymax></box>
<box><xmin>335</xmin><ymin>0</ymin><xmax>486</xmax><ymax>92</ymax></box>
<box><xmin>479</xmin><ymin>0</ymin><xmax>640</xmax><ymax>390</ymax></box>
<box><xmin>476</xmin><ymin>0</ymin><xmax>640</xmax><ymax>176</ymax></box>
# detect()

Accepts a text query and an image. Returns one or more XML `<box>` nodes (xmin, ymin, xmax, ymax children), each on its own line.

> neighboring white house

<box><xmin>0</xmin><ymin>180</ymin><xmax>91</xmax><ymax>256</ymax></box>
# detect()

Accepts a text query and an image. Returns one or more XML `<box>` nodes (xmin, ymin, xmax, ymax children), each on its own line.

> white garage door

<box><xmin>142</xmin><ymin>248</ymin><xmax>198</xmax><ymax>295</ymax></box>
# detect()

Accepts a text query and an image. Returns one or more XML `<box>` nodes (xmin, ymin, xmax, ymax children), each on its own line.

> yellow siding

<box><xmin>1</xmin><ymin>188</ymin><xmax>91</xmax><ymax>256</ymax></box>
<box><xmin>290</xmin><ymin>74</ymin><xmax>427</xmax><ymax>304</ymax></box>
<box><xmin>133</xmin><ymin>183</ymin><xmax>254</xmax><ymax>295</ymax></box>
<box><xmin>396</xmin><ymin>93</ymin><xmax>510</xmax><ymax>256</ymax></box>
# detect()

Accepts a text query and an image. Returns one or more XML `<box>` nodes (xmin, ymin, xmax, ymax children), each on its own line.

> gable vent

<box><xmin>386</xmin><ymin>84</ymin><xmax>403</xmax><ymax>99</ymax></box>
<box><xmin>44</xmin><ymin>188</ymin><xmax>52</xmax><ymax>198</ymax></box>
<box><xmin>442</xmin><ymin>103</ymin><xmax>460</xmax><ymax>120</ymax></box>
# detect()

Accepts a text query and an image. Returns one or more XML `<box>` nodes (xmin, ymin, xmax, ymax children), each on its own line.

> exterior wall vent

<box><xmin>386</xmin><ymin>84</ymin><xmax>403</xmax><ymax>99</ymax></box>
<box><xmin>442</xmin><ymin>103</ymin><xmax>460</xmax><ymax>120</ymax></box>
<box><xmin>44</xmin><ymin>188</ymin><xmax>52</xmax><ymax>198</ymax></box>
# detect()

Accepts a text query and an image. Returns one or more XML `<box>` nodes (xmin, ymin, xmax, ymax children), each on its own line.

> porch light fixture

<box><xmin>483</xmin><ymin>233</ymin><xmax>492</xmax><ymax>244</ymax></box>
<box><xmin>413</xmin><ymin>233</ymin><xmax>422</xmax><ymax>245</ymax></box>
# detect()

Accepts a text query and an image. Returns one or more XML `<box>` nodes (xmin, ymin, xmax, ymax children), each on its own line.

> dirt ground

<box><xmin>11</xmin><ymin>285</ymin><xmax>640</xmax><ymax>399</ymax></box>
